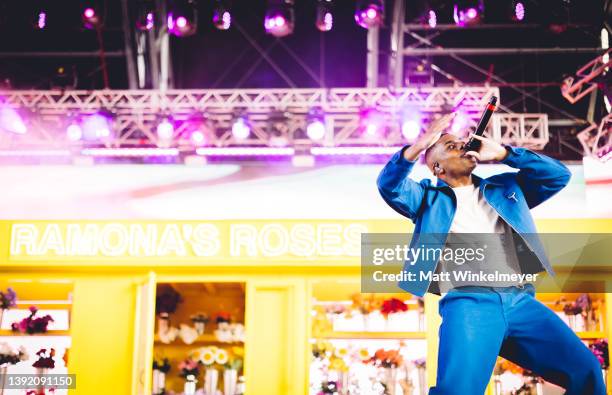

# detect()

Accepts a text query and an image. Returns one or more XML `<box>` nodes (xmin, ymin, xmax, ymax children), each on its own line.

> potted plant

<box><xmin>221</xmin><ymin>347</ymin><xmax>244</xmax><ymax>395</ymax></box>
<box><xmin>152</xmin><ymin>357</ymin><xmax>171</xmax><ymax>395</ymax></box>
<box><xmin>178</xmin><ymin>358</ymin><xmax>200</xmax><ymax>395</ymax></box>
<box><xmin>0</xmin><ymin>288</ymin><xmax>17</xmax><ymax>328</ymax></box>
<box><xmin>11</xmin><ymin>306</ymin><xmax>53</xmax><ymax>334</ymax></box>
<box><xmin>369</xmin><ymin>349</ymin><xmax>404</xmax><ymax>395</ymax></box>
<box><xmin>0</xmin><ymin>342</ymin><xmax>28</xmax><ymax>395</ymax></box>
<box><xmin>190</xmin><ymin>313</ymin><xmax>209</xmax><ymax>336</ymax></box>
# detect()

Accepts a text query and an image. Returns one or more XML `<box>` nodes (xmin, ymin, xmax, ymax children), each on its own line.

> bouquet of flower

<box><xmin>350</xmin><ymin>293</ymin><xmax>382</xmax><ymax>316</ymax></box>
<box><xmin>494</xmin><ymin>358</ymin><xmax>523</xmax><ymax>375</ymax></box>
<box><xmin>380</xmin><ymin>298</ymin><xmax>408</xmax><ymax>317</ymax></box>
<box><xmin>155</xmin><ymin>286</ymin><xmax>182</xmax><ymax>315</ymax></box>
<box><xmin>369</xmin><ymin>349</ymin><xmax>404</xmax><ymax>369</ymax></box>
<box><xmin>590</xmin><ymin>339</ymin><xmax>609</xmax><ymax>369</ymax></box>
<box><xmin>325</xmin><ymin>303</ymin><xmax>347</xmax><ymax>315</ymax></box>
<box><xmin>0</xmin><ymin>342</ymin><xmax>28</xmax><ymax>365</ymax></box>
<box><xmin>413</xmin><ymin>358</ymin><xmax>426</xmax><ymax>369</ymax></box>
<box><xmin>190</xmin><ymin>313</ymin><xmax>209</xmax><ymax>324</ymax></box>
<box><xmin>215</xmin><ymin>311</ymin><xmax>231</xmax><ymax>324</ymax></box>
<box><xmin>178</xmin><ymin>358</ymin><xmax>200</xmax><ymax>378</ymax></box>
<box><xmin>32</xmin><ymin>348</ymin><xmax>55</xmax><ymax>369</ymax></box>
<box><xmin>312</xmin><ymin>340</ymin><xmax>333</xmax><ymax>359</ymax></box>
<box><xmin>153</xmin><ymin>357</ymin><xmax>171</xmax><ymax>373</ymax></box>
<box><xmin>0</xmin><ymin>288</ymin><xmax>17</xmax><ymax>310</ymax></box>
<box><xmin>11</xmin><ymin>306</ymin><xmax>54</xmax><ymax>334</ymax></box>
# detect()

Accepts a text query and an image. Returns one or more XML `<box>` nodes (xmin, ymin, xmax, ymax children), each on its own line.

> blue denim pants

<box><xmin>429</xmin><ymin>285</ymin><xmax>606</xmax><ymax>395</ymax></box>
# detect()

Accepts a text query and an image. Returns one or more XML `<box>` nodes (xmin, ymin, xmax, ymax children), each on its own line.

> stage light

<box><xmin>513</xmin><ymin>2</ymin><xmax>525</xmax><ymax>21</ymax></box>
<box><xmin>427</xmin><ymin>10</ymin><xmax>437</xmax><ymax>28</ymax></box>
<box><xmin>66</xmin><ymin>123</ymin><xmax>83</xmax><ymax>141</ymax></box>
<box><xmin>401</xmin><ymin>120</ymin><xmax>421</xmax><ymax>142</ymax></box>
<box><xmin>355</xmin><ymin>0</ymin><xmax>384</xmax><ymax>29</ymax></box>
<box><xmin>451</xmin><ymin>110</ymin><xmax>471</xmax><ymax>135</ymax></box>
<box><xmin>213</xmin><ymin>1</ymin><xmax>231</xmax><ymax>30</ymax></box>
<box><xmin>82</xmin><ymin>6</ymin><xmax>101</xmax><ymax>29</ymax></box>
<box><xmin>157</xmin><ymin>118</ymin><xmax>174</xmax><ymax>140</ymax></box>
<box><xmin>265</xmin><ymin>1</ymin><xmax>295</xmax><ymax>37</ymax></box>
<box><xmin>35</xmin><ymin>11</ymin><xmax>47</xmax><ymax>30</ymax></box>
<box><xmin>81</xmin><ymin>112</ymin><xmax>113</xmax><ymax>141</ymax></box>
<box><xmin>190</xmin><ymin>130</ymin><xmax>206</xmax><ymax>145</ymax></box>
<box><xmin>0</xmin><ymin>106</ymin><xmax>27</xmax><ymax>135</ymax></box>
<box><xmin>453</xmin><ymin>0</ymin><xmax>483</xmax><ymax>27</ymax></box>
<box><xmin>136</xmin><ymin>1</ymin><xmax>156</xmax><ymax>31</ymax></box>
<box><xmin>315</xmin><ymin>0</ymin><xmax>333</xmax><ymax>32</ymax></box>
<box><xmin>231</xmin><ymin>117</ymin><xmax>250</xmax><ymax>140</ymax></box>
<box><xmin>168</xmin><ymin>0</ymin><xmax>198</xmax><ymax>37</ymax></box>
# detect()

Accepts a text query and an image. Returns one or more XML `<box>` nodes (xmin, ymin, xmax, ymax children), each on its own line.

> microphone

<box><xmin>463</xmin><ymin>96</ymin><xmax>497</xmax><ymax>152</ymax></box>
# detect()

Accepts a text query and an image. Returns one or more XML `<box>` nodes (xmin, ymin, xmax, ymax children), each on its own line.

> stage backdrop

<box><xmin>0</xmin><ymin>161</ymin><xmax>609</xmax><ymax>219</ymax></box>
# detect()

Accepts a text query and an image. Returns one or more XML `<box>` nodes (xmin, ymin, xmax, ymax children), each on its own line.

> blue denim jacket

<box><xmin>376</xmin><ymin>146</ymin><xmax>571</xmax><ymax>296</ymax></box>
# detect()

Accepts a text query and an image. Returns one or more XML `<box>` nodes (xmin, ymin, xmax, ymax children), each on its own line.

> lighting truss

<box><xmin>0</xmin><ymin>87</ymin><xmax>549</xmax><ymax>157</ymax></box>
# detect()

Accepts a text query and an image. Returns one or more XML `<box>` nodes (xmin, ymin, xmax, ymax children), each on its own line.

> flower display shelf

<box><xmin>154</xmin><ymin>333</ymin><xmax>243</xmax><ymax>346</ymax></box>
<box><xmin>0</xmin><ymin>329</ymin><xmax>70</xmax><ymax>336</ymax></box>
<box><xmin>577</xmin><ymin>331</ymin><xmax>607</xmax><ymax>340</ymax></box>
<box><xmin>316</xmin><ymin>331</ymin><xmax>427</xmax><ymax>340</ymax></box>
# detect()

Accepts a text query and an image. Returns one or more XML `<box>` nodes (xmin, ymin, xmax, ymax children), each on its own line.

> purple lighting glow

<box><xmin>37</xmin><ymin>11</ymin><xmax>47</xmax><ymax>29</ymax></box>
<box><xmin>84</xmin><ymin>8</ymin><xmax>95</xmax><ymax>18</ymax></box>
<box><xmin>451</xmin><ymin>111</ymin><xmax>471</xmax><ymax>135</ymax></box>
<box><xmin>213</xmin><ymin>10</ymin><xmax>231</xmax><ymax>30</ymax></box>
<box><xmin>264</xmin><ymin>8</ymin><xmax>294</xmax><ymax>37</ymax></box>
<box><xmin>231</xmin><ymin>118</ymin><xmax>250</xmax><ymax>140</ymax></box>
<box><xmin>66</xmin><ymin>123</ymin><xmax>83</xmax><ymax>141</ymax></box>
<box><xmin>306</xmin><ymin>120</ymin><xmax>326</xmax><ymax>140</ymax></box>
<box><xmin>176</xmin><ymin>16</ymin><xmax>188</xmax><ymax>28</ymax></box>
<box><xmin>401</xmin><ymin>120</ymin><xmax>421</xmax><ymax>142</ymax></box>
<box><xmin>355</xmin><ymin>0</ymin><xmax>383</xmax><ymax>29</ymax></box>
<box><xmin>157</xmin><ymin>119</ymin><xmax>174</xmax><ymax>140</ymax></box>
<box><xmin>427</xmin><ymin>10</ymin><xmax>437</xmax><ymax>28</ymax></box>
<box><xmin>466</xmin><ymin>8</ymin><xmax>478</xmax><ymax>19</ymax></box>
<box><xmin>0</xmin><ymin>106</ymin><xmax>27</xmax><ymax>135</ymax></box>
<box><xmin>515</xmin><ymin>2</ymin><xmax>525</xmax><ymax>21</ymax></box>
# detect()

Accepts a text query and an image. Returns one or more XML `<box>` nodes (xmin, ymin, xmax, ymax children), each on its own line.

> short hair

<box><xmin>423</xmin><ymin>133</ymin><xmax>448</xmax><ymax>171</ymax></box>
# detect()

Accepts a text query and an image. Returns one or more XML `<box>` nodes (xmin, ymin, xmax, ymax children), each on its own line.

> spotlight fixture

<box><xmin>81</xmin><ymin>111</ymin><xmax>114</xmax><ymax>141</ymax></box>
<box><xmin>168</xmin><ymin>0</ymin><xmax>198</xmax><ymax>37</ymax></box>
<box><xmin>82</xmin><ymin>4</ymin><xmax>102</xmax><ymax>29</ymax></box>
<box><xmin>355</xmin><ymin>0</ymin><xmax>384</xmax><ymax>29</ymax></box>
<box><xmin>0</xmin><ymin>106</ymin><xmax>27</xmax><ymax>135</ymax></box>
<box><xmin>35</xmin><ymin>10</ymin><xmax>47</xmax><ymax>30</ymax></box>
<box><xmin>66</xmin><ymin>122</ymin><xmax>83</xmax><ymax>142</ymax></box>
<box><xmin>157</xmin><ymin>118</ymin><xmax>175</xmax><ymax>141</ymax></box>
<box><xmin>510</xmin><ymin>1</ymin><xmax>526</xmax><ymax>22</ymax></box>
<box><xmin>213</xmin><ymin>0</ymin><xmax>232</xmax><ymax>30</ymax></box>
<box><xmin>453</xmin><ymin>0</ymin><xmax>484</xmax><ymax>27</ymax></box>
<box><xmin>231</xmin><ymin>115</ymin><xmax>251</xmax><ymax>140</ymax></box>
<box><xmin>136</xmin><ymin>1</ymin><xmax>156</xmax><ymax>31</ymax></box>
<box><xmin>264</xmin><ymin>0</ymin><xmax>295</xmax><ymax>37</ymax></box>
<box><xmin>360</xmin><ymin>108</ymin><xmax>385</xmax><ymax>138</ymax></box>
<box><xmin>306</xmin><ymin>108</ymin><xmax>326</xmax><ymax>141</ymax></box>
<box><xmin>399</xmin><ymin>106</ymin><xmax>422</xmax><ymax>143</ymax></box>
<box><xmin>315</xmin><ymin>0</ymin><xmax>333</xmax><ymax>32</ymax></box>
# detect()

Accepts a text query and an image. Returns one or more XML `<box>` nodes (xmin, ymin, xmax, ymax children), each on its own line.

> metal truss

<box><xmin>0</xmin><ymin>87</ymin><xmax>549</xmax><ymax>156</ymax></box>
<box><xmin>577</xmin><ymin>114</ymin><xmax>612</xmax><ymax>162</ymax></box>
<box><xmin>561</xmin><ymin>49</ymin><xmax>611</xmax><ymax>104</ymax></box>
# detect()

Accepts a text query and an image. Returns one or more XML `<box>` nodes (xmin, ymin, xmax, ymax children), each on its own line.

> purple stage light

<box><xmin>231</xmin><ymin>117</ymin><xmax>250</xmax><ymax>140</ymax></box>
<box><xmin>451</xmin><ymin>111</ymin><xmax>471</xmax><ymax>135</ymax></box>
<box><xmin>37</xmin><ymin>11</ymin><xmax>47</xmax><ymax>29</ymax></box>
<box><xmin>82</xmin><ymin>6</ymin><xmax>101</xmax><ymax>29</ymax></box>
<box><xmin>213</xmin><ymin>10</ymin><xmax>231</xmax><ymax>30</ymax></box>
<box><xmin>84</xmin><ymin>8</ymin><xmax>95</xmax><ymax>19</ymax></box>
<box><xmin>355</xmin><ymin>0</ymin><xmax>383</xmax><ymax>29</ymax></box>
<box><xmin>176</xmin><ymin>16</ymin><xmax>188</xmax><ymax>28</ymax></box>
<box><xmin>365</xmin><ymin>123</ymin><xmax>378</xmax><ymax>136</ymax></box>
<box><xmin>466</xmin><ymin>7</ymin><xmax>477</xmax><ymax>19</ymax></box>
<box><xmin>453</xmin><ymin>1</ymin><xmax>483</xmax><ymax>27</ymax></box>
<box><xmin>306</xmin><ymin>120</ymin><xmax>326</xmax><ymax>141</ymax></box>
<box><xmin>66</xmin><ymin>123</ymin><xmax>83</xmax><ymax>141</ymax></box>
<box><xmin>81</xmin><ymin>112</ymin><xmax>113</xmax><ymax>141</ymax></box>
<box><xmin>427</xmin><ymin>10</ymin><xmax>437</xmax><ymax>28</ymax></box>
<box><xmin>264</xmin><ymin>5</ymin><xmax>294</xmax><ymax>37</ymax></box>
<box><xmin>157</xmin><ymin>119</ymin><xmax>174</xmax><ymax>140</ymax></box>
<box><xmin>0</xmin><ymin>106</ymin><xmax>27</xmax><ymax>135</ymax></box>
<box><xmin>401</xmin><ymin>120</ymin><xmax>421</xmax><ymax>142</ymax></box>
<box><xmin>514</xmin><ymin>2</ymin><xmax>525</xmax><ymax>21</ymax></box>
<box><xmin>146</xmin><ymin>13</ymin><xmax>154</xmax><ymax>30</ymax></box>
<box><xmin>191</xmin><ymin>130</ymin><xmax>206</xmax><ymax>145</ymax></box>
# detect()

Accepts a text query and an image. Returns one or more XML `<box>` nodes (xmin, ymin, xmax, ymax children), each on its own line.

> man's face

<box><xmin>426</xmin><ymin>134</ymin><xmax>477</xmax><ymax>177</ymax></box>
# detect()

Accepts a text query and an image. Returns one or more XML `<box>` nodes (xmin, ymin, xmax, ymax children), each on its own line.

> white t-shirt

<box><xmin>438</xmin><ymin>183</ymin><xmax>524</xmax><ymax>292</ymax></box>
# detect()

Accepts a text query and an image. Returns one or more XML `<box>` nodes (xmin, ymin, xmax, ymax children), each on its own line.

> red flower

<box><xmin>381</xmin><ymin>298</ymin><xmax>408</xmax><ymax>317</ymax></box>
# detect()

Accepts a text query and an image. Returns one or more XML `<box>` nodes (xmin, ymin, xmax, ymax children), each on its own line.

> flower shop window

<box><xmin>153</xmin><ymin>282</ymin><xmax>246</xmax><ymax>395</ymax></box>
<box><xmin>0</xmin><ymin>280</ymin><xmax>72</xmax><ymax>395</ymax></box>
<box><xmin>310</xmin><ymin>280</ymin><xmax>427</xmax><ymax>395</ymax></box>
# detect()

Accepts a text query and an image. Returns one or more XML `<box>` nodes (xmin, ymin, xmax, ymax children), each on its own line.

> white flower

<box><xmin>200</xmin><ymin>348</ymin><xmax>216</xmax><ymax>366</ymax></box>
<box><xmin>215</xmin><ymin>349</ymin><xmax>229</xmax><ymax>365</ymax></box>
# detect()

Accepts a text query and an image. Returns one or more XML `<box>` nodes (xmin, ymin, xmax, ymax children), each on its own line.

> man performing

<box><xmin>377</xmin><ymin>113</ymin><xmax>606</xmax><ymax>395</ymax></box>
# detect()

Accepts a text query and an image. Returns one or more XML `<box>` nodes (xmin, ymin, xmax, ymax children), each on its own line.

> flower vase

<box><xmin>535</xmin><ymin>378</ymin><xmax>544</xmax><ymax>395</ymax></box>
<box><xmin>0</xmin><ymin>364</ymin><xmax>7</xmax><ymax>395</ymax></box>
<box><xmin>418</xmin><ymin>309</ymin><xmax>425</xmax><ymax>332</ymax></box>
<box><xmin>416</xmin><ymin>366</ymin><xmax>427</xmax><ymax>395</ymax></box>
<box><xmin>603</xmin><ymin>369</ymin><xmax>608</xmax><ymax>387</ymax></box>
<box><xmin>338</xmin><ymin>370</ymin><xmax>349</xmax><ymax>395</ymax></box>
<box><xmin>382</xmin><ymin>367</ymin><xmax>397</xmax><ymax>395</ymax></box>
<box><xmin>184</xmin><ymin>374</ymin><xmax>197</xmax><ymax>395</ymax></box>
<box><xmin>0</xmin><ymin>308</ymin><xmax>4</xmax><ymax>329</ymax></box>
<box><xmin>362</xmin><ymin>313</ymin><xmax>371</xmax><ymax>331</ymax></box>
<box><xmin>492</xmin><ymin>375</ymin><xmax>502</xmax><ymax>395</ymax></box>
<box><xmin>158</xmin><ymin>313</ymin><xmax>170</xmax><ymax>335</ymax></box>
<box><xmin>152</xmin><ymin>370</ymin><xmax>166</xmax><ymax>395</ymax></box>
<box><xmin>35</xmin><ymin>367</ymin><xmax>48</xmax><ymax>393</ymax></box>
<box><xmin>567</xmin><ymin>315</ymin><xmax>577</xmax><ymax>330</ymax></box>
<box><xmin>194</xmin><ymin>321</ymin><xmax>206</xmax><ymax>336</ymax></box>
<box><xmin>223</xmin><ymin>369</ymin><xmax>238</xmax><ymax>395</ymax></box>
<box><xmin>204</xmin><ymin>368</ymin><xmax>219</xmax><ymax>395</ymax></box>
